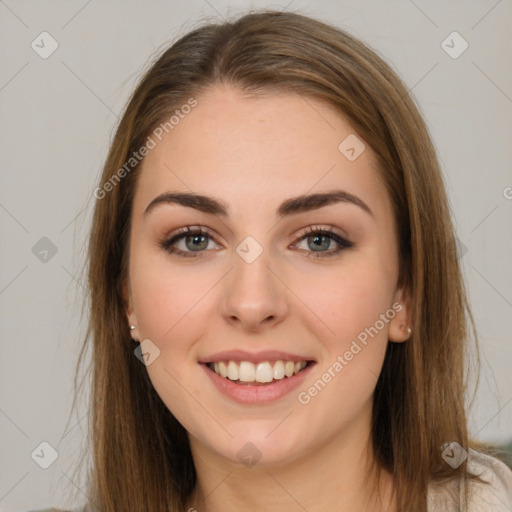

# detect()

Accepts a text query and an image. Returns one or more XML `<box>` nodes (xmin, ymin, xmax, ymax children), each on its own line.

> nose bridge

<box><xmin>231</xmin><ymin>239</ymin><xmax>275</xmax><ymax>302</ymax></box>
<box><xmin>221</xmin><ymin>235</ymin><xmax>286</xmax><ymax>328</ymax></box>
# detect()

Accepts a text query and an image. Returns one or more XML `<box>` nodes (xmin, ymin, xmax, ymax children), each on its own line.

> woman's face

<box><xmin>125</xmin><ymin>84</ymin><xmax>411</xmax><ymax>467</ymax></box>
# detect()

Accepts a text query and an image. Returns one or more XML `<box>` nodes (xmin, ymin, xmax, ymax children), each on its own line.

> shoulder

<box><xmin>428</xmin><ymin>448</ymin><xmax>512</xmax><ymax>511</ymax></box>
<box><xmin>465</xmin><ymin>449</ymin><xmax>512</xmax><ymax>510</ymax></box>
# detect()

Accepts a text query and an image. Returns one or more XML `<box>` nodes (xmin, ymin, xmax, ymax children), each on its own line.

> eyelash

<box><xmin>159</xmin><ymin>225</ymin><xmax>353</xmax><ymax>260</ymax></box>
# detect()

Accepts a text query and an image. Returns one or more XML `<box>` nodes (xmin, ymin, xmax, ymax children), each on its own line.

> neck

<box><xmin>185</xmin><ymin>402</ymin><xmax>397</xmax><ymax>512</ymax></box>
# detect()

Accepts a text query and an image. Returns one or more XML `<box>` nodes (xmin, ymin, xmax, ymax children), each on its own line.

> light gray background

<box><xmin>1</xmin><ymin>0</ymin><xmax>511</xmax><ymax>510</ymax></box>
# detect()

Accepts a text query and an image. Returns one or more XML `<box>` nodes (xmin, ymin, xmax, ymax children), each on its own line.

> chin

<box><xmin>209</xmin><ymin>422</ymin><xmax>309</xmax><ymax>468</ymax></box>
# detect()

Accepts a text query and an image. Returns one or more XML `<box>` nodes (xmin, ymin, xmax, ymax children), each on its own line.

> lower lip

<box><xmin>200</xmin><ymin>362</ymin><xmax>316</xmax><ymax>404</ymax></box>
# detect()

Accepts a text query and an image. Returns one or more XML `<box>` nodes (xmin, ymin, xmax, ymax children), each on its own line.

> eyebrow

<box><xmin>143</xmin><ymin>189</ymin><xmax>373</xmax><ymax>218</ymax></box>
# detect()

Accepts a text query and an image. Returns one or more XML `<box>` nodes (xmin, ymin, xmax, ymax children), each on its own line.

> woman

<box><xmin>34</xmin><ymin>8</ymin><xmax>512</xmax><ymax>512</ymax></box>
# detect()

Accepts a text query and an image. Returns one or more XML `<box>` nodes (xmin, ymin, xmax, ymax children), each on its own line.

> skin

<box><xmin>124</xmin><ymin>84</ymin><xmax>412</xmax><ymax>511</ymax></box>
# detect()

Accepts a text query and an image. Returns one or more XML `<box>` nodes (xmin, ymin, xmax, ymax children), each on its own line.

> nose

<box><xmin>220</xmin><ymin>248</ymin><xmax>288</xmax><ymax>333</ymax></box>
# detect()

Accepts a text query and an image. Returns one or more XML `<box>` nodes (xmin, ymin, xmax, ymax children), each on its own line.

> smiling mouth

<box><xmin>206</xmin><ymin>360</ymin><xmax>315</xmax><ymax>386</ymax></box>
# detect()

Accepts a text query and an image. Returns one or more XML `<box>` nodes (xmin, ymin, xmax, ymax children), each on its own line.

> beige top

<box><xmin>428</xmin><ymin>449</ymin><xmax>512</xmax><ymax>511</ymax></box>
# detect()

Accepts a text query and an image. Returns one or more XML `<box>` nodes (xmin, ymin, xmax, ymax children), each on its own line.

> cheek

<box><xmin>128</xmin><ymin>255</ymin><xmax>212</xmax><ymax>431</ymax></box>
<box><xmin>130</xmin><ymin>246</ymin><xmax>210</xmax><ymax>340</ymax></box>
<box><xmin>292</xmin><ymin>258</ymin><xmax>396</xmax><ymax>346</ymax></box>
<box><xmin>292</xmin><ymin>266</ymin><xmax>393</xmax><ymax>422</ymax></box>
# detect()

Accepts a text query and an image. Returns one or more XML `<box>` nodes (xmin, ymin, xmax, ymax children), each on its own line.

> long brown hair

<box><xmin>71</xmin><ymin>8</ymin><xmax>489</xmax><ymax>511</ymax></box>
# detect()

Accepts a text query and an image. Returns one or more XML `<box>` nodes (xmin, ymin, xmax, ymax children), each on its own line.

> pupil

<box><xmin>187</xmin><ymin>234</ymin><xmax>208</xmax><ymax>251</ymax></box>
<box><xmin>309</xmin><ymin>234</ymin><xmax>328</xmax><ymax>251</ymax></box>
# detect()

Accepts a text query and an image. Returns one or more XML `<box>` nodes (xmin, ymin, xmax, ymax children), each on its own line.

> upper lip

<box><xmin>199</xmin><ymin>349</ymin><xmax>316</xmax><ymax>364</ymax></box>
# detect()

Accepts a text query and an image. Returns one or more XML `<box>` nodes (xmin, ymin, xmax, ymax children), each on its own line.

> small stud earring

<box><xmin>130</xmin><ymin>325</ymin><xmax>136</xmax><ymax>331</ymax></box>
<box><xmin>406</xmin><ymin>326</ymin><xmax>412</xmax><ymax>336</ymax></box>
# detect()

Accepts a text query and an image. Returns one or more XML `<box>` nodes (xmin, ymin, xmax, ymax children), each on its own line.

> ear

<box><xmin>388</xmin><ymin>286</ymin><xmax>413</xmax><ymax>343</ymax></box>
<box><xmin>122</xmin><ymin>279</ymin><xmax>140</xmax><ymax>341</ymax></box>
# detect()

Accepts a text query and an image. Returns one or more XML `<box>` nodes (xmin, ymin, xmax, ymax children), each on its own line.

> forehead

<box><xmin>133</xmin><ymin>84</ymin><xmax>390</xmax><ymax>220</ymax></box>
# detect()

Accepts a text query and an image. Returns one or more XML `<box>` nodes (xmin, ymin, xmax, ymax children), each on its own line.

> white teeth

<box><xmin>256</xmin><ymin>362</ymin><xmax>273</xmax><ymax>383</ymax></box>
<box><xmin>210</xmin><ymin>359</ymin><xmax>309</xmax><ymax>383</ymax></box>
<box><xmin>273</xmin><ymin>360</ymin><xmax>285</xmax><ymax>379</ymax></box>
<box><xmin>218</xmin><ymin>361</ymin><xmax>228</xmax><ymax>378</ymax></box>
<box><xmin>239</xmin><ymin>361</ymin><xmax>255</xmax><ymax>382</ymax></box>
<box><xmin>227</xmin><ymin>361</ymin><xmax>239</xmax><ymax>380</ymax></box>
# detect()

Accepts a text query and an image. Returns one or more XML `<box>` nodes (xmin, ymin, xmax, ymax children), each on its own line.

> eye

<box><xmin>292</xmin><ymin>225</ymin><xmax>353</xmax><ymax>259</ymax></box>
<box><xmin>159</xmin><ymin>226</ymin><xmax>219</xmax><ymax>258</ymax></box>
<box><xmin>159</xmin><ymin>224</ymin><xmax>353</xmax><ymax>259</ymax></box>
